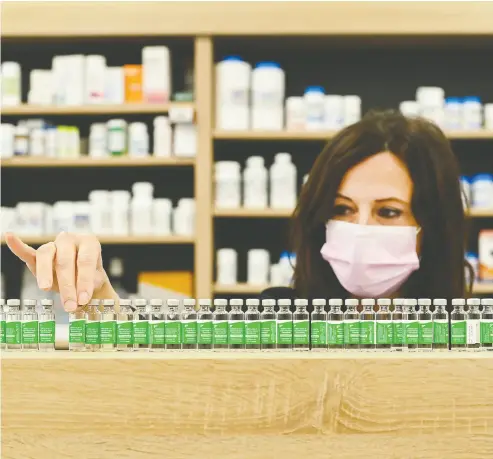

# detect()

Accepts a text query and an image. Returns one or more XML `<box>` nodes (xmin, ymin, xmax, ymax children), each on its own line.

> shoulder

<box><xmin>259</xmin><ymin>286</ymin><xmax>297</xmax><ymax>300</ymax></box>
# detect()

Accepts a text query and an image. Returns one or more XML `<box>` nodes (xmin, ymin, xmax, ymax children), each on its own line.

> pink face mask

<box><xmin>320</xmin><ymin>220</ymin><xmax>420</xmax><ymax>298</ymax></box>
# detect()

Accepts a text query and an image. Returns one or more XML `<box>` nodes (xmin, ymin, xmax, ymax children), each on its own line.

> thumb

<box><xmin>5</xmin><ymin>233</ymin><xmax>37</xmax><ymax>274</ymax></box>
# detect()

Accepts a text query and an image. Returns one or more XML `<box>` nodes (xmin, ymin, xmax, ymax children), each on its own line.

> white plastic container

<box><xmin>152</xmin><ymin>198</ymin><xmax>172</xmax><ymax>235</ymax></box>
<box><xmin>89</xmin><ymin>123</ymin><xmax>108</xmax><ymax>158</ymax></box>
<box><xmin>1</xmin><ymin>62</ymin><xmax>22</xmax><ymax>106</ymax></box>
<box><xmin>67</xmin><ymin>127</ymin><xmax>81</xmax><ymax>158</ymax></box>
<box><xmin>111</xmin><ymin>190</ymin><xmax>131</xmax><ymax>236</ymax></box>
<box><xmin>85</xmin><ymin>55</ymin><xmax>106</xmax><ymax>104</ymax></box>
<box><xmin>128</xmin><ymin>122</ymin><xmax>149</xmax><ymax>157</ymax></box>
<box><xmin>44</xmin><ymin>127</ymin><xmax>57</xmax><ymax>158</ymax></box>
<box><xmin>14</xmin><ymin>125</ymin><xmax>29</xmax><ymax>156</ymax></box>
<box><xmin>215</xmin><ymin>56</ymin><xmax>251</xmax><ymax>130</ymax></box>
<box><xmin>471</xmin><ymin>174</ymin><xmax>493</xmax><ymax>209</ymax></box>
<box><xmin>29</xmin><ymin>128</ymin><xmax>45</xmax><ymax>156</ymax></box>
<box><xmin>444</xmin><ymin>97</ymin><xmax>462</xmax><ymax>130</ymax></box>
<box><xmin>73</xmin><ymin>202</ymin><xmax>91</xmax><ymax>234</ymax></box>
<box><xmin>251</xmin><ymin>62</ymin><xmax>285</xmax><ymax>131</ymax></box>
<box><xmin>142</xmin><ymin>46</ymin><xmax>171</xmax><ymax>103</ymax></box>
<box><xmin>53</xmin><ymin>201</ymin><xmax>75</xmax><ymax>234</ymax></box>
<box><xmin>247</xmin><ymin>249</ymin><xmax>270</xmax><ymax>285</ymax></box>
<box><xmin>153</xmin><ymin>116</ymin><xmax>172</xmax><ymax>157</ymax></box>
<box><xmin>65</xmin><ymin>55</ymin><xmax>85</xmax><ymax>106</ymax></box>
<box><xmin>89</xmin><ymin>190</ymin><xmax>112</xmax><ymax>235</ymax></box>
<box><xmin>105</xmin><ymin>67</ymin><xmax>125</xmax><ymax>104</ymax></box>
<box><xmin>343</xmin><ymin>95</ymin><xmax>361</xmax><ymax>127</ymax></box>
<box><xmin>324</xmin><ymin>95</ymin><xmax>344</xmax><ymax>130</ymax></box>
<box><xmin>416</xmin><ymin>86</ymin><xmax>445</xmax><ymax>127</ymax></box>
<box><xmin>479</xmin><ymin>230</ymin><xmax>493</xmax><ymax>282</ymax></box>
<box><xmin>270</xmin><ymin>263</ymin><xmax>282</xmax><ymax>286</ymax></box>
<box><xmin>107</xmin><ymin>119</ymin><xmax>127</xmax><ymax>156</ymax></box>
<box><xmin>173</xmin><ymin>124</ymin><xmax>196</xmax><ymax>157</ymax></box>
<box><xmin>462</xmin><ymin>96</ymin><xmax>482</xmax><ymax>131</ymax></box>
<box><xmin>484</xmin><ymin>104</ymin><xmax>493</xmax><ymax>130</ymax></box>
<box><xmin>285</xmin><ymin>96</ymin><xmax>305</xmax><ymax>131</ymax></box>
<box><xmin>1</xmin><ymin>207</ymin><xmax>17</xmax><ymax>234</ymax></box>
<box><xmin>399</xmin><ymin>100</ymin><xmax>420</xmax><ymax>118</ymax></box>
<box><xmin>131</xmin><ymin>182</ymin><xmax>154</xmax><ymax>235</ymax></box>
<box><xmin>215</xmin><ymin>161</ymin><xmax>242</xmax><ymax>209</ymax></box>
<box><xmin>173</xmin><ymin>198</ymin><xmax>195</xmax><ymax>236</ymax></box>
<box><xmin>270</xmin><ymin>153</ymin><xmax>297</xmax><ymax>209</ymax></box>
<box><xmin>216</xmin><ymin>248</ymin><xmax>238</xmax><ymax>285</ymax></box>
<box><xmin>243</xmin><ymin>156</ymin><xmax>268</xmax><ymax>209</ymax></box>
<box><xmin>16</xmin><ymin>202</ymin><xmax>46</xmax><ymax>235</ymax></box>
<box><xmin>28</xmin><ymin>70</ymin><xmax>53</xmax><ymax>105</ymax></box>
<box><xmin>1</xmin><ymin>124</ymin><xmax>15</xmax><ymax>158</ymax></box>
<box><xmin>304</xmin><ymin>87</ymin><xmax>326</xmax><ymax>130</ymax></box>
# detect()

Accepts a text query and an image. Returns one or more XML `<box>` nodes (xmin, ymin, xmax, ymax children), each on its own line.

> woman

<box><xmin>5</xmin><ymin>110</ymin><xmax>469</xmax><ymax>311</ymax></box>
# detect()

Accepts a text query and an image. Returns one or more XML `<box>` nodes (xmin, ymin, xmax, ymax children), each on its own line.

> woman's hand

<box><xmin>4</xmin><ymin>232</ymin><xmax>117</xmax><ymax>312</ymax></box>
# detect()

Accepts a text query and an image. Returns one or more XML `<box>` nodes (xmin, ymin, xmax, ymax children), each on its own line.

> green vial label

<box><xmin>213</xmin><ymin>320</ymin><xmax>228</xmax><ymax>345</ymax></box>
<box><xmin>165</xmin><ymin>321</ymin><xmax>181</xmax><ymax>345</ymax></box>
<box><xmin>182</xmin><ymin>321</ymin><xmax>197</xmax><ymax>344</ymax></box>
<box><xmin>85</xmin><ymin>321</ymin><xmax>101</xmax><ymax>345</ymax></box>
<box><xmin>481</xmin><ymin>320</ymin><xmax>493</xmax><ymax>344</ymax></box>
<box><xmin>228</xmin><ymin>321</ymin><xmax>245</xmax><ymax>345</ymax></box>
<box><xmin>419</xmin><ymin>321</ymin><xmax>433</xmax><ymax>345</ymax></box>
<box><xmin>245</xmin><ymin>321</ymin><xmax>261</xmax><ymax>345</ymax></box>
<box><xmin>197</xmin><ymin>320</ymin><xmax>213</xmax><ymax>345</ymax></box>
<box><xmin>376</xmin><ymin>320</ymin><xmax>393</xmax><ymax>345</ymax></box>
<box><xmin>277</xmin><ymin>320</ymin><xmax>293</xmax><ymax>345</ymax></box>
<box><xmin>150</xmin><ymin>321</ymin><xmax>165</xmax><ymax>345</ymax></box>
<box><xmin>117</xmin><ymin>321</ymin><xmax>133</xmax><ymax>345</ymax></box>
<box><xmin>328</xmin><ymin>321</ymin><xmax>344</xmax><ymax>345</ymax></box>
<box><xmin>100</xmin><ymin>320</ymin><xmax>117</xmax><ymax>345</ymax></box>
<box><xmin>310</xmin><ymin>320</ymin><xmax>327</xmax><ymax>346</ymax></box>
<box><xmin>451</xmin><ymin>320</ymin><xmax>466</xmax><ymax>345</ymax></box>
<box><xmin>69</xmin><ymin>319</ymin><xmax>85</xmax><ymax>344</ymax></box>
<box><xmin>404</xmin><ymin>320</ymin><xmax>419</xmax><ymax>345</ymax></box>
<box><xmin>0</xmin><ymin>320</ymin><xmax>6</xmax><ymax>344</ymax></box>
<box><xmin>359</xmin><ymin>321</ymin><xmax>375</xmax><ymax>345</ymax></box>
<box><xmin>293</xmin><ymin>320</ymin><xmax>309</xmax><ymax>345</ymax></box>
<box><xmin>344</xmin><ymin>320</ymin><xmax>360</xmax><ymax>345</ymax></box>
<box><xmin>22</xmin><ymin>320</ymin><xmax>39</xmax><ymax>344</ymax></box>
<box><xmin>6</xmin><ymin>321</ymin><xmax>21</xmax><ymax>345</ymax></box>
<box><xmin>433</xmin><ymin>319</ymin><xmax>449</xmax><ymax>344</ymax></box>
<box><xmin>133</xmin><ymin>321</ymin><xmax>150</xmax><ymax>345</ymax></box>
<box><xmin>393</xmin><ymin>321</ymin><xmax>403</xmax><ymax>345</ymax></box>
<box><xmin>39</xmin><ymin>320</ymin><xmax>56</xmax><ymax>344</ymax></box>
<box><xmin>260</xmin><ymin>320</ymin><xmax>276</xmax><ymax>345</ymax></box>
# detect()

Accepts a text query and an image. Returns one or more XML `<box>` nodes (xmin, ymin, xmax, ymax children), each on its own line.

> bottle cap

<box><xmin>261</xmin><ymin>299</ymin><xmax>275</xmax><ymax>307</ymax></box>
<box><xmin>213</xmin><ymin>299</ymin><xmax>228</xmax><ymax>307</ymax></box>
<box><xmin>305</xmin><ymin>86</ymin><xmax>325</xmax><ymax>94</ymax></box>
<box><xmin>246</xmin><ymin>299</ymin><xmax>260</xmax><ymax>306</ymax></box>
<box><xmin>183</xmin><ymin>299</ymin><xmax>196</xmax><ymax>307</ymax></box>
<box><xmin>417</xmin><ymin>298</ymin><xmax>432</xmax><ymax>306</ymax></box>
<box><xmin>403</xmin><ymin>299</ymin><xmax>417</xmax><ymax>306</ymax></box>
<box><xmin>294</xmin><ymin>299</ymin><xmax>308</xmax><ymax>306</ymax></box>
<box><xmin>41</xmin><ymin>299</ymin><xmax>54</xmax><ymax>306</ymax></box>
<box><xmin>377</xmin><ymin>298</ymin><xmax>391</xmax><ymax>306</ymax></box>
<box><xmin>329</xmin><ymin>299</ymin><xmax>342</xmax><ymax>306</ymax></box>
<box><xmin>345</xmin><ymin>299</ymin><xmax>359</xmax><ymax>306</ymax></box>
<box><xmin>230</xmin><ymin>299</ymin><xmax>244</xmax><ymax>306</ymax></box>
<box><xmin>198</xmin><ymin>299</ymin><xmax>212</xmax><ymax>306</ymax></box>
<box><xmin>103</xmin><ymin>299</ymin><xmax>115</xmax><ymax>306</ymax></box>
<box><xmin>313</xmin><ymin>299</ymin><xmax>327</xmax><ymax>306</ymax></box>
<box><xmin>466</xmin><ymin>298</ymin><xmax>481</xmax><ymax>306</ymax></box>
<box><xmin>255</xmin><ymin>61</ymin><xmax>281</xmax><ymax>69</ymax></box>
<box><xmin>278</xmin><ymin>299</ymin><xmax>292</xmax><ymax>306</ymax></box>
<box><xmin>452</xmin><ymin>298</ymin><xmax>465</xmax><ymax>306</ymax></box>
<box><xmin>433</xmin><ymin>299</ymin><xmax>447</xmax><ymax>306</ymax></box>
<box><xmin>134</xmin><ymin>299</ymin><xmax>147</xmax><ymax>307</ymax></box>
<box><xmin>167</xmin><ymin>299</ymin><xmax>180</xmax><ymax>307</ymax></box>
<box><xmin>361</xmin><ymin>299</ymin><xmax>375</xmax><ymax>306</ymax></box>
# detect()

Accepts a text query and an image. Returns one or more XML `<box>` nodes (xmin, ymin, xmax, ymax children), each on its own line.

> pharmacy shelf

<box><xmin>473</xmin><ymin>283</ymin><xmax>493</xmax><ymax>294</ymax></box>
<box><xmin>1</xmin><ymin>102</ymin><xmax>194</xmax><ymax>116</ymax></box>
<box><xmin>1</xmin><ymin>156</ymin><xmax>195</xmax><ymax>168</ymax></box>
<box><xmin>0</xmin><ymin>235</ymin><xmax>195</xmax><ymax>246</ymax></box>
<box><xmin>468</xmin><ymin>209</ymin><xmax>493</xmax><ymax>218</ymax></box>
<box><xmin>214</xmin><ymin>208</ymin><xmax>293</xmax><ymax>218</ymax></box>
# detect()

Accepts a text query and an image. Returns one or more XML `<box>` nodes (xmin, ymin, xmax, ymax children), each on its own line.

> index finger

<box><xmin>76</xmin><ymin>235</ymin><xmax>101</xmax><ymax>306</ymax></box>
<box><xmin>4</xmin><ymin>233</ymin><xmax>37</xmax><ymax>274</ymax></box>
<box><xmin>54</xmin><ymin>232</ymin><xmax>78</xmax><ymax>312</ymax></box>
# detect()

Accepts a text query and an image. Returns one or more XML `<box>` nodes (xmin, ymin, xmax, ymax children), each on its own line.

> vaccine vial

<box><xmin>117</xmin><ymin>299</ymin><xmax>134</xmax><ymax>352</ymax></box>
<box><xmin>166</xmin><ymin>299</ymin><xmax>182</xmax><ymax>351</ymax></box>
<box><xmin>344</xmin><ymin>299</ymin><xmax>360</xmax><ymax>351</ymax></box>
<box><xmin>133</xmin><ymin>299</ymin><xmax>150</xmax><ymax>352</ymax></box>
<box><xmin>391</xmin><ymin>299</ymin><xmax>404</xmax><ymax>352</ymax></box>
<box><xmin>466</xmin><ymin>298</ymin><xmax>481</xmax><ymax>351</ymax></box>
<box><xmin>293</xmin><ymin>299</ymin><xmax>310</xmax><ymax>351</ymax></box>
<box><xmin>0</xmin><ymin>299</ymin><xmax>6</xmax><ymax>350</ymax></box>
<box><xmin>100</xmin><ymin>299</ymin><xmax>117</xmax><ymax>352</ymax></box>
<box><xmin>403</xmin><ymin>299</ymin><xmax>418</xmax><ymax>352</ymax></box>
<box><xmin>451</xmin><ymin>298</ymin><xmax>466</xmax><ymax>351</ymax></box>
<box><xmin>276</xmin><ymin>299</ymin><xmax>293</xmax><ymax>351</ymax></box>
<box><xmin>181</xmin><ymin>299</ymin><xmax>198</xmax><ymax>350</ymax></box>
<box><xmin>149</xmin><ymin>299</ymin><xmax>165</xmax><ymax>351</ymax></box>
<box><xmin>245</xmin><ymin>299</ymin><xmax>261</xmax><ymax>351</ymax></box>
<box><xmin>328</xmin><ymin>299</ymin><xmax>344</xmax><ymax>351</ymax></box>
<box><xmin>359</xmin><ymin>299</ymin><xmax>376</xmax><ymax>352</ymax></box>
<box><xmin>260</xmin><ymin>299</ymin><xmax>276</xmax><ymax>351</ymax></box>
<box><xmin>213</xmin><ymin>299</ymin><xmax>229</xmax><ymax>351</ymax></box>
<box><xmin>417</xmin><ymin>298</ymin><xmax>433</xmax><ymax>352</ymax></box>
<box><xmin>228</xmin><ymin>299</ymin><xmax>245</xmax><ymax>351</ymax></box>
<box><xmin>197</xmin><ymin>299</ymin><xmax>213</xmax><ymax>350</ymax></box>
<box><xmin>39</xmin><ymin>299</ymin><xmax>56</xmax><ymax>351</ymax></box>
<box><xmin>432</xmin><ymin>299</ymin><xmax>449</xmax><ymax>351</ymax></box>
<box><xmin>85</xmin><ymin>299</ymin><xmax>101</xmax><ymax>352</ymax></box>
<box><xmin>375</xmin><ymin>299</ymin><xmax>392</xmax><ymax>351</ymax></box>
<box><xmin>69</xmin><ymin>305</ymin><xmax>86</xmax><ymax>352</ymax></box>
<box><xmin>480</xmin><ymin>298</ymin><xmax>493</xmax><ymax>351</ymax></box>
<box><xmin>6</xmin><ymin>299</ymin><xmax>22</xmax><ymax>351</ymax></box>
<box><xmin>22</xmin><ymin>299</ymin><xmax>39</xmax><ymax>351</ymax></box>
<box><xmin>310</xmin><ymin>298</ymin><xmax>327</xmax><ymax>351</ymax></box>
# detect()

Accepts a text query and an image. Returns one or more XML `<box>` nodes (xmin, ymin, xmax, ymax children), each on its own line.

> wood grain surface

<box><xmin>2</xmin><ymin>352</ymin><xmax>493</xmax><ymax>458</ymax></box>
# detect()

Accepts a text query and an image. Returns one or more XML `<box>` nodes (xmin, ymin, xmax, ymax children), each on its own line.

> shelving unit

<box><xmin>1</xmin><ymin>157</ymin><xmax>195</xmax><ymax>168</ymax></box>
<box><xmin>0</xmin><ymin>235</ymin><xmax>194</xmax><ymax>245</ymax></box>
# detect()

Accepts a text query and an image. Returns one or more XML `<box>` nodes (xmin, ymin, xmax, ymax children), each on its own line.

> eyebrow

<box><xmin>336</xmin><ymin>193</ymin><xmax>410</xmax><ymax>206</ymax></box>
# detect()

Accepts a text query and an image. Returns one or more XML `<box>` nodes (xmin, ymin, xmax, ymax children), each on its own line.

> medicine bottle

<box><xmin>399</xmin><ymin>100</ymin><xmax>420</xmax><ymax>118</ymax></box>
<box><xmin>270</xmin><ymin>153</ymin><xmax>297</xmax><ymax>209</ymax></box>
<box><xmin>1</xmin><ymin>124</ymin><xmax>15</xmax><ymax>158</ymax></box>
<box><xmin>325</xmin><ymin>95</ymin><xmax>344</xmax><ymax>130</ymax></box>
<box><xmin>416</xmin><ymin>86</ymin><xmax>445</xmax><ymax>127</ymax></box>
<box><xmin>444</xmin><ymin>97</ymin><xmax>462</xmax><ymax>131</ymax></box>
<box><xmin>153</xmin><ymin>116</ymin><xmax>172</xmax><ymax>157</ymax></box>
<box><xmin>215</xmin><ymin>161</ymin><xmax>241</xmax><ymax>209</ymax></box>
<box><xmin>89</xmin><ymin>190</ymin><xmax>112</xmax><ymax>235</ymax></box>
<box><xmin>304</xmin><ymin>86</ymin><xmax>325</xmax><ymax>130</ymax></box>
<box><xmin>173</xmin><ymin>198</ymin><xmax>195</xmax><ymax>236</ymax></box>
<box><xmin>131</xmin><ymin>182</ymin><xmax>154</xmax><ymax>235</ymax></box>
<box><xmin>1</xmin><ymin>62</ymin><xmax>21</xmax><ymax>106</ymax></box>
<box><xmin>462</xmin><ymin>97</ymin><xmax>482</xmax><ymax>131</ymax></box>
<box><xmin>243</xmin><ymin>156</ymin><xmax>268</xmax><ymax>208</ymax></box>
<box><xmin>247</xmin><ymin>249</ymin><xmax>270</xmax><ymax>285</ymax></box>
<box><xmin>128</xmin><ymin>122</ymin><xmax>149</xmax><ymax>157</ymax></box>
<box><xmin>343</xmin><ymin>95</ymin><xmax>361</xmax><ymax>127</ymax></box>
<box><xmin>107</xmin><ymin>119</ymin><xmax>127</xmax><ymax>156</ymax></box>
<box><xmin>111</xmin><ymin>190</ymin><xmax>131</xmax><ymax>236</ymax></box>
<box><xmin>14</xmin><ymin>124</ymin><xmax>29</xmax><ymax>156</ymax></box>
<box><xmin>471</xmin><ymin>174</ymin><xmax>493</xmax><ymax>209</ymax></box>
<box><xmin>152</xmin><ymin>198</ymin><xmax>172</xmax><ymax>235</ymax></box>
<box><xmin>216</xmin><ymin>248</ymin><xmax>238</xmax><ymax>285</ymax></box>
<box><xmin>285</xmin><ymin>97</ymin><xmax>305</xmax><ymax>131</ymax></box>
<box><xmin>89</xmin><ymin>123</ymin><xmax>108</xmax><ymax>158</ymax></box>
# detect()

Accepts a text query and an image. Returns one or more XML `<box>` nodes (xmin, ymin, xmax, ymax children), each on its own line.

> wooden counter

<box><xmin>2</xmin><ymin>351</ymin><xmax>493</xmax><ymax>459</ymax></box>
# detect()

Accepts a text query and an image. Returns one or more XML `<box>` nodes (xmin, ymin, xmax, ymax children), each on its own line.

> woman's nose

<box><xmin>357</xmin><ymin>210</ymin><xmax>379</xmax><ymax>226</ymax></box>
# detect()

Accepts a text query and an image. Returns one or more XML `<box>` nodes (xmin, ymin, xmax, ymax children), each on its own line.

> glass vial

<box><xmin>344</xmin><ymin>299</ymin><xmax>360</xmax><ymax>351</ymax></box>
<box><xmin>181</xmin><ymin>298</ymin><xmax>198</xmax><ymax>350</ymax></box>
<box><xmin>481</xmin><ymin>298</ymin><xmax>493</xmax><ymax>351</ymax></box>
<box><xmin>328</xmin><ymin>299</ymin><xmax>344</xmax><ymax>351</ymax></box>
<box><xmin>245</xmin><ymin>299</ymin><xmax>261</xmax><ymax>351</ymax></box>
<box><xmin>39</xmin><ymin>299</ymin><xmax>56</xmax><ymax>351</ymax></box>
<box><xmin>6</xmin><ymin>299</ymin><xmax>22</xmax><ymax>351</ymax></box>
<box><xmin>310</xmin><ymin>298</ymin><xmax>327</xmax><ymax>351</ymax></box>
<box><xmin>391</xmin><ymin>298</ymin><xmax>404</xmax><ymax>352</ymax></box>
<box><xmin>466</xmin><ymin>298</ymin><xmax>481</xmax><ymax>352</ymax></box>
<box><xmin>228</xmin><ymin>299</ymin><xmax>245</xmax><ymax>351</ymax></box>
<box><xmin>85</xmin><ymin>299</ymin><xmax>101</xmax><ymax>352</ymax></box>
<box><xmin>100</xmin><ymin>299</ymin><xmax>117</xmax><ymax>352</ymax></box>
<box><xmin>133</xmin><ymin>299</ymin><xmax>150</xmax><ymax>352</ymax></box>
<box><xmin>117</xmin><ymin>299</ymin><xmax>134</xmax><ymax>351</ymax></box>
<box><xmin>197</xmin><ymin>299</ymin><xmax>213</xmax><ymax>350</ymax></box>
<box><xmin>375</xmin><ymin>298</ymin><xmax>392</xmax><ymax>351</ymax></box>
<box><xmin>260</xmin><ymin>299</ymin><xmax>277</xmax><ymax>351</ymax></box>
<box><xmin>293</xmin><ymin>299</ymin><xmax>310</xmax><ymax>351</ymax></box>
<box><xmin>276</xmin><ymin>299</ymin><xmax>293</xmax><ymax>351</ymax></box>
<box><xmin>166</xmin><ymin>299</ymin><xmax>182</xmax><ymax>351</ymax></box>
<box><xmin>417</xmin><ymin>298</ymin><xmax>433</xmax><ymax>352</ymax></box>
<box><xmin>22</xmin><ymin>299</ymin><xmax>39</xmax><ymax>351</ymax></box>
<box><xmin>0</xmin><ymin>299</ymin><xmax>6</xmax><ymax>350</ymax></box>
<box><xmin>451</xmin><ymin>298</ymin><xmax>466</xmax><ymax>351</ymax></box>
<box><xmin>403</xmin><ymin>299</ymin><xmax>418</xmax><ymax>352</ymax></box>
<box><xmin>69</xmin><ymin>305</ymin><xmax>86</xmax><ymax>352</ymax></box>
<box><xmin>213</xmin><ymin>299</ymin><xmax>229</xmax><ymax>351</ymax></box>
<box><xmin>149</xmin><ymin>299</ymin><xmax>165</xmax><ymax>351</ymax></box>
<box><xmin>432</xmin><ymin>299</ymin><xmax>449</xmax><ymax>351</ymax></box>
<box><xmin>360</xmin><ymin>299</ymin><xmax>376</xmax><ymax>352</ymax></box>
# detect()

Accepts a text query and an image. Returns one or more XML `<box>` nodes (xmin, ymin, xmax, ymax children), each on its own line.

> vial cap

<box><xmin>433</xmin><ymin>299</ymin><xmax>447</xmax><ymax>306</ymax></box>
<box><xmin>133</xmin><ymin>299</ymin><xmax>147</xmax><ymax>307</ymax></box>
<box><xmin>464</xmin><ymin>96</ymin><xmax>481</xmax><ymax>103</ymax></box>
<box><xmin>150</xmin><ymin>299</ymin><xmax>163</xmax><ymax>306</ymax></box>
<box><xmin>223</xmin><ymin>56</ymin><xmax>243</xmax><ymax>62</ymax></box>
<box><xmin>305</xmin><ymin>86</ymin><xmax>325</xmax><ymax>94</ymax></box>
<box><xmin>466</xmin><ymin>298</ymin><xmax>481</xmax><ymax>306</ymax></box>
<box><xmin>214</xmin><ymin>299</ymin><xmax>228</xmax><ymax>307</ymax></box>
<box><xmin>103</xmin><ymin>299</ymin><xmax>115</xmax><ymax>306</ymax></box>
<box><xmin>0</xmin><ymin>299</ymin><xmax>5</xmax><ymax>306</ymax></box>
<box><xmin>361</xmin><ymin>299</ymin><xmax>375</xmax><ymax>306</ymax></box>
<box><xmin>199</xmin><ymin>299</ymin><xmax>212</xmax><ymax>306</ymax></box>
<box><xmin>183</xmin><ymin>299</ymin><xmax>196</xmax><ymax>306</ymax></box>
<box><xmin>345</xmin><ymin>299</ymin><xmax>359</xmax><ymax>306</ymax></box>
<box><xmin>246</xmin><ymin>299</ymin><xmax>260</xmax><ymax>306</ymax></box>
<box><xmin>471</xmin><ymin>174</ymin><xmax>493</xmax><ymax>182</ymax></box>
<box><xmin>229</xmin><ymin>299</ymin><xmax>244</xmax><ymax>306</ymax></box>
<box><xmin>403</xmin><ymin>299</ymin><xmax>417</xmax><ymax>306</ymax></box>
<box><xmin>393</xmin><ymin>298</ymin><xmax>405</xmax><ymax>306</ymax></box>
<box><xmin>481</xmin><ymin>299</ymin><xmax>493</xmax><ymax>306</ymax></box>
<box><xmin>452</xmin><ymin>298</ymin><xmax>465</xmax><ymax>306</ymax></box>
<box><xmin>7</xmin><ymin>299</ymin><xmax>20</xmax><ymax>306</ymax></box>
<box><xmin>167</xmin><ymin>299</ymin><xmax>180</xmax><ymax>307</ymax></box>
<box><xmin>23</xmin><ymin>299</ymin><xmax>37</xmax><ymax>307</ymax></box>
<box><xmin>377</xmin><ymin>298</ymin><xmax>391</xmax><ymax>306</ymax></box>
<box><xmin>294</xmin><ymin>299</ymin><xmax>308</xmax><ymax>306</ymax></box>
<box><xmin>255</xmin><ymin>61</ymin><xmax>281</xmax><ymax>69</ymax></box>
<box><xmin>89</xmin><ymin>299</ymin><xmax>101</xmax><ymax>306</ymax></box>
<box><xmin>120</xmin><ymin>299</ymin><xmax>132</xmax><ymax>306</ymax></box>
<box><xmin>261</xmin><ymin>299</ymin><xmax>275</xmax><ymax>307</ymax></box>
<box><xmin>418</xmin><ymin>299</ymin><xmax>432</xmax><ymax>306</ymax></box>
<box><xmin>329</xmin><ymin>299</ymin><xmax>342</xmax><ymax>306</ymax></box>
<box><xmin>313</xmin><ymin>299</ymin><xmax>327</xmax><ymax>306</ymax></box>
<box><xmin>278</xmin><ymin>299</ymin><xmax>292</xmax><ymax>306</ymax></box>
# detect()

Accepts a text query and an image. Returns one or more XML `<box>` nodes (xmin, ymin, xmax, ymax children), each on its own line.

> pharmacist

<box><xmin>5</xmin><ymin>110</ymin><xmax>470</xmax><ymax>310</ymax></box>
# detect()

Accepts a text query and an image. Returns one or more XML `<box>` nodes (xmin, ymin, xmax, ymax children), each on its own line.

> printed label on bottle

<box><xmin>182</xmin><ymin>320</ymin><xmax>197</xmax><ymax>344</ymax></box>
<box><xmin>418</xmin><ymin>321</ymin><xmax>433</xmax><ymax>345</ymax></box>
<box><xmin>100</xmin><ymin>320</ymin><xmax>116</xmax><ymax>345</ymax></box>
<box><xmin>393</xmin><ymin>321</ymin><xmax>403</xmax><ymax>345</ymax></box>
<box><xmin>133</xmin><ymin>320</ymin><xmax>150</xmax><ymax>345</ymax></box>
<box><xmin>6</xmin><ymin>321</ymin><xmax>21</xmax><ymax>345</ymax></box>
<box><xmin>277</xmin><ymin>320</ymin><xmax>293</xmax><ymax>345</ymax></box>
<box><xmin>403</xmin><ymin>320</ymin><xmax>419</xmax><ymax>345</ymax></box>
<box><xmin>228</xmin><ymin>321</ymin><xmax>245</xmax><ymax>345</ymax></box>
<box><xmin>480</xmin><ymin>319</ymin><xmax>493</xmax><ymax>344</ymax></box>
<box><xmin>433</xmin><ymin>319</ymin><xmax>449</xmax><ymax>344</ymax></box>
<box><xmin>245</xmin><ymin>321</ymin><xmax>261</xmax><ymax>346</ymax></box>
<box><xmin>117</xmin><ymin>321</ymin><xmax>133</xmax><ymax>345</ymax></box>
<box><xmin>344</xmin><ymin>320</ymin><xmax>360</xmax><ymax>345</ymax></box>
<box><xmin>293</xmin><ymin>320</ymin><xmax>309</xmax><ymax>345</ymax></box>
<box><xmin>150</xmin><ymin>320</ymin><xmax>165</xmax><ymax>345</ymax></box>
<box><xmin>328</xmin><ymin>321</ymin><xmax>344</xmax><ymax>346</ymax></box>
<box><xmin>451</xmin><ymin>320</ymin><xmax>466</xmax><ymax>345</ymax></box>
<box><xmin>359</xmin><ymin>321</ymin><xmax>375</xmax><ymax>345</ymax></box>
<box><xmin>1</xmin><ymin>320</ymin><xmax>7</xmax><ymax>344</ymax></box>
<box><xmin>467</xmin><ymin>319</ymin><xmax>480</xmax><ymax>345</ymax></box>
<box><xmin>376</xmin><ymin>320</ymin><xmax>393</xmax><ymax>345</ymax></box>
<box><xmin>69</xmin><ymin>319</ymin><xmax>85</xmax><ymax>344</ymax></box>
<box><xmin>310</xmin><ymin>320</ymin><xmax>327</xmax><ymax>346</ymax></box>
<box><xmin>165</xmin><ymin>321</ymin><xmax>181</xmax><ymax>345</ymax></box>
<box><xmin>21</xmin><ymin>320</ymin><xmax>39</xmax><ymax>344</ymax></box>
<box><xmin>85</xmin><ymin>321</ymin><xmax>101</xmax><ymax>345</ymax></box>
<box><xmin>39</xmin><ymin>320</ymin><xmax>56</xmax><ymax>344</ymax></box>
<box><xmin>213</xmin><ymin>320</ymin><xmax>228</xmax><ymax>345</ymax></box>
<box><xmin>261</xmin><ymin>319</ymin><xmax>276</xmax><ymax>345</ymax></box>
<box><xmin>197</xmin><ymin>320</ymin><xmax>213</xmax><ymax>345</ymax></box>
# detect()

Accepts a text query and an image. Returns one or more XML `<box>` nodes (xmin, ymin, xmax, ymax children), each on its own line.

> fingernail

<box><xmin>78</xmin><ymin>292</ymin><xmax>89</xmax><ymax>305</ymax></box>
<box><xmin>65</xmin><ymin>300</ymin><xmax>77</xmax><ymax>312</ymax></box>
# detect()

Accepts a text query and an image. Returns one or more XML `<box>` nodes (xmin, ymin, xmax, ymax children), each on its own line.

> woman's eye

<box><xmin>332</xmin><ymin>204</ymin><xmax>353</xmax><ymax>216</ymax></box>
<box><xmin>378</xmin><ymin>207</ymin><xmax>403</xmax><ymax>219</ymax></box>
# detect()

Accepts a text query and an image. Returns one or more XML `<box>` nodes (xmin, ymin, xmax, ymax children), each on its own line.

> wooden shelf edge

<box><xmin>473</xmin><ymin>283</ymin><xmax>493</xmax><ymax>294</ymax></box>
<box><xmin>1</xmin><ymin>157</ymin><xmax>195</xmax><ymax>168</ymax></box>
<box><xmin>468</xmin><ymin>209</ymin><xmax>493</xmax><ymax>218</ymax></box>
<box><xmin>1</xmin><ymin>235</ymin><xmax>195</xmax><ymax>245</ymax></box>
<box><xmin>214</xmin><ymin>208</ymin><xmax>293</xmax><ymax>218</ymax></box>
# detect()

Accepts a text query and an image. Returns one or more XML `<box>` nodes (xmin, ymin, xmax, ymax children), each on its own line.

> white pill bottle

<box><xmin>270</xmin><ymin>153</ymin><xmax>297</xmax><ymax>209</ymax></box>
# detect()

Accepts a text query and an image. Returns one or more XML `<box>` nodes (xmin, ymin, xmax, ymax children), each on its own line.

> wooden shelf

<box><xmin>468</xmin><ymin>209</ymin><xmax>493</xmax><ymax>217</ymax></box>
<box><xmin>1</xmin><ymin>102</ymin><xmax>193</xmax><ymax>116</ymax></box>
<box><xmin>1</xmin><ymin>235</ymin><xmax>195</xmax><ymax>245</ymax></box>
<box><xmin>1</xmin><ymin>156</ymin><xmax>195</xmax><ymax>168</ymax></box>
<box><xmin>473</xmin><ymin>283</ymin><xmax>493</xmax><ymax>294</ymax></box>
<box><xmin>214</xmin><ymin>208</ymin><xmax>292</xmax><ymax>218</ymax></box>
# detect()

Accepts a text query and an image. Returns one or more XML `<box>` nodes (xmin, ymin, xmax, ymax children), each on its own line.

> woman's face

<box><xmin>331</xmin><ymin>151</ymin><xmax>418</xmax><ymax>227</ymax></box>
